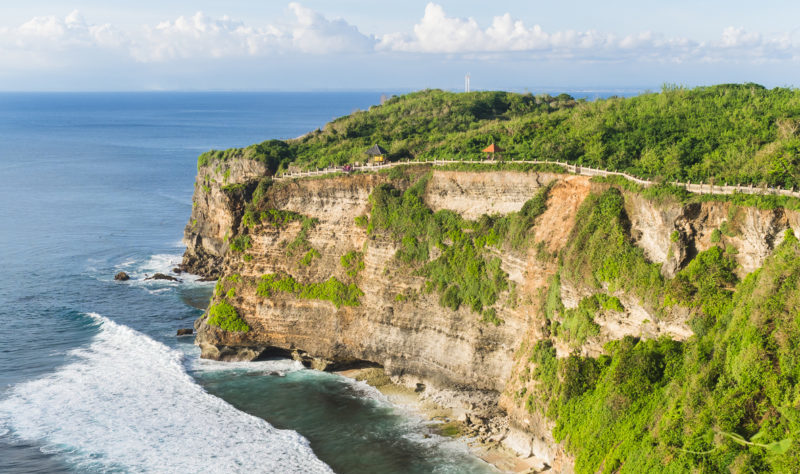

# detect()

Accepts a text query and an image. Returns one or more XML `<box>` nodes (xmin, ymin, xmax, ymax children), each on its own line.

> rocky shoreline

<box><xmin>337</xmin><ymin>367</ymin><xmax>548</xmax><ymax>473</ymax></box>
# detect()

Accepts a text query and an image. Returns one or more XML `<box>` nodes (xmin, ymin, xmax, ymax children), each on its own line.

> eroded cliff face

<box><xmin>182</xmin><ymin>161</ymin><xmax>800</xmax><ymax>470</ymax></box>
<box><xmin>191</xmin><ymin>170</ymin><xmax>557</xmax><ymax>394</ymax></box>
<box><xmin>183</xmin><ymin>159</ymin><xmax>269</xmax><ymax>277</ymax></box>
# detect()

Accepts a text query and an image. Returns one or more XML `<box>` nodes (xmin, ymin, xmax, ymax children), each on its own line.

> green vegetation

<box><xmin>340</xmin><ymin>251</ymin><xmax>365</xmax><ymax>278</ymax></box>
<box><xmin>198</xmin><ymin>139</ymin><xmax>292</xmax><ymax>173</ymax></box>
<box><xmin>665</xmin><ymin>246</ymin><xmax>738</xmax><ymax>329</ymax></box>
<box><xmin>366</xmin><ymin>175</ymin><xmax>552</xmax><ymax>317</ymax></box>
<box><xmin>552</xmin><ymin>294</ymin><xmax>623</xmax><ymax>347</ymax></box>
<box><xmin>354</xmin><ymin>215</ymin><xmax>369</xmax><ymax>228</ymax></box>
<box><xmin>229</xmin><ymin>235</ymin><xmax>252</xmax><ymax>253</ymax></box>
<box><xmin>286</xmin><ymin>216</ymin><xmax>318</xmax><ymax>256</ymax></box>
<box><xmin>524</xmin><ymin>185</ymin><xmax>800</xmax><ymax>472</ymax></box>
<box><xmin>561</xmin><ymin>188</ymin><xmax>664</xmax><ymax>304</ymax></box>
<box><xmin>300</xmin><ymin>248</ymin><xmax>320</xmax><ymax>266</ymax></box>
<box><xmin>720</xmin><ymin>219</ymin><xmax>738</xmax><ymax>237</ymax></box>
<box><xmin>199</xmin><ymin>85</ymin><xmax>800</xmax><ymax>188</ymax></box>
<box><xmin>256</xmin><ymin>273</ymin><xmax>363</xmax><ymax>308</ymax></box>
<box><xmin>220</xmin><ymin>182</ymin><xmax>246</xmax><ymax>195</ymax></box>
<box><xmin>425</xmin><ymin>239</ymin><xmax>507</xmax><ymax>313</ymax></box>
<box><xmin>481</xmin><ymin>308</ymin><xmax>503</xmax><ymax>326</ymax></box>
<box><xmin>207</xmin><ymin>300</ymin><xmax>250</xmax><ymax>333</ymax></box>
<box><xmin>228</xmin><ymin>177</ymin><xmax>319</xmax><ymax>262</ymax></box>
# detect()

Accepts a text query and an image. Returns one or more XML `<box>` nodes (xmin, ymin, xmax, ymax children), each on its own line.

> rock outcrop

<box><xmin>183</xmin><ymin>159</ymin><xmax>800</xmax><ymax>470</ymax></box>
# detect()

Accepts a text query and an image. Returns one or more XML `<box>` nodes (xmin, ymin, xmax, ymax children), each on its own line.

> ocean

<box><xmin>0</xmin><ymin>92</ymin><xmax>494</xmax><ymax>473</ymax></box>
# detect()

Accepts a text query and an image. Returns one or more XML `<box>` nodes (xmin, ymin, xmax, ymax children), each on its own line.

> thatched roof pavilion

<box><xmin>365</xmin><ymin>144</ymin><xmax>388</xmax><ymax>163</ymax></box>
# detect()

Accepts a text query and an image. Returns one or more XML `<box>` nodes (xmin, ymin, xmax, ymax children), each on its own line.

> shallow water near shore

<box><xmin>0</xmin><ymin>92</ymin><xmax>495</xmax><ymax>473</ymax></box>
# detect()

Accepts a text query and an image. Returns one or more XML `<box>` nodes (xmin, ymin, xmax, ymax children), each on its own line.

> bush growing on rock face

<box><xmin>300</xmin><ymin>248</ymin><xmax>320</xmax><ymax>266</ymax></box>
<box><xmin>340</xmin><ymin>251</ymin><xmax>364</xmax><ymax>277</ymax></box>
<box><xmin>229</xmin><ymin>235</ymin><xmax>252</xmax><ymax>253</ymax></box>
<box><xmin>256</xmin><ymin>273</ymin><xmax>363</xmax><ymax>308</ymax></box>
<box><xmin>481</xmin><ymin>308</ymin><xmax>503</xmax><ymax>326</ymax></box>
<box><xmin>207</xmin><ymin>300</ymin><xmax>249</xmax><ymax>333</ymax></box>
<box><xmin>353</xmin><ymin>215</ymin><xmax>369</xmax><ymax>228</ymax></box>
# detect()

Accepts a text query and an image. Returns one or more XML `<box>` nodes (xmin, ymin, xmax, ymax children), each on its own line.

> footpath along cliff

<box><xmin>182</xmin><ymin>157</ymin><xmax>800</xmax><ymax>472</ymax></box>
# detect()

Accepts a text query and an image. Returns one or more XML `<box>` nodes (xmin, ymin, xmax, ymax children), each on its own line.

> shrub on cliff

<box><xmin>229</xmin><ymin>235</ymin><xmax>252</xmax><ymax>253</ymax></box>
<box><xmin>256</xmin><ymin>273</ymin><xmax>363</xmax><ymax>308</ymax></box>
<box><xmin>340</xmin><ymin>251</ymin><xmax>365</xmax><ymax>278</ymax></box>
<box><xmin>198</xmin><ymin>139</ymin><xmax>292</xmax><ymax>174</ymax></box>
<box><xmin>207</xmin><ymin>301</ymin><xmax>250</xmax><ymax>333</ymax></box>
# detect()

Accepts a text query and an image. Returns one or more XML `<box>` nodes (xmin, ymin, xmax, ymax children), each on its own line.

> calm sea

<box><xmin>0</xmin><ymin>92</ymin><xmax>493</xmax><ymax>473</ymax></box>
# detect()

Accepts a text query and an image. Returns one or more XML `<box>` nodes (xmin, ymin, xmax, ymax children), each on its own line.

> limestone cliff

<box><xmin>182</xmin><ymin>160</ymin><xmax>800</xmax><ymax>471</ymax></box>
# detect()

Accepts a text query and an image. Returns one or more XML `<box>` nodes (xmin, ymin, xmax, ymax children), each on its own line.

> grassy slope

<box><xmin>199</xmin><ymin>84</ymin><xmax>800</xmax><ymax>188</ymax></box>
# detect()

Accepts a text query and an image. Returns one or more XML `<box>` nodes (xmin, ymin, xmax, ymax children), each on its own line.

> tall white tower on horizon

<box><xmin>465</xmin><ymin>73</ymin><xmax>470</xmax><ymax>93</ymax></box>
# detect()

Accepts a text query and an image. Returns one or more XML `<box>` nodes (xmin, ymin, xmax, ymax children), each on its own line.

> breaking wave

<box><xmin>0</xmin><ymin>313</ymin><xmax>331</xmax><ymax>473</ymax></box>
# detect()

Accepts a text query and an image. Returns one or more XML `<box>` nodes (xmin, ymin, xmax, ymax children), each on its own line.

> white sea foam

<box><xmin>0</xmin><ymin>313</ymin><xmax>332</xmax><ymax>473</ymax></box>
<box><xmin>139</xmin><ymin>253</ymin><xmax>182</xmax><ymax>276</ymax></box>
<box><xmin>112</xmin><ymin>252</ymin><xmax>214</xmax><ymax>290</ymax></box>
<box><xmin>119</xmin><ymin>258</ymin><xmax>137</xmax><ymax>267</ymax></box>
<box><xmin>191</xmin><ymin>356</ymin><xmax>305</xmax><ymax>375</ymax></box>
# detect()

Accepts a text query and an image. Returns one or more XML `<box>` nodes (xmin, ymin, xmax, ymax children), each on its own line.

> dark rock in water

<box><xmin>198</xmin><ymin>276</ymin><xmax>217</xmax><ymax>282</ymax></box>
<box><xmin>172</xmin><ymin>267</ymin><xmax>183</xmax><ymax>274</ymax></box>
<box><xmin>176</xmin><ymin>328</ymin><xmax>194</xmax><ymax>336</ymax></box>
<box><xmin>114</xmin><ymin>271</ymin><xmax>130</xmax><ymax>281</ymax></box>
<box><xmin>145</xmin><ymin>273</ymin><xmax>179</xmax><ymax>282</ymax></box>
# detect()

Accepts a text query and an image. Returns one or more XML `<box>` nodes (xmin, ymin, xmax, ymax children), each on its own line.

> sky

<box><xmin>2</xmin><ymin>1</ymin><xmax>800</xmax><ymax>92</ymax></box>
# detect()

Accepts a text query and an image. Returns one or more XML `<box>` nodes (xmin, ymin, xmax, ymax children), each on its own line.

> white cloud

<box><xmin>0</xmin><ymin>4</ymin><xmax>375</xmax><ymax>66</ymax></box>
<box><xmin>129</xmin><ymin>12</ymin><xmax>283</xmax><ymax>62</ymax></box>
<box><xmin>10</xmin><ymin>10</ymin><xmax>123</xmax><ymax>51</ymax></box>
<box><xmin>376</xmin><ymin>3</ymin><xmax>651</xmax><ymax>56</ymax></box>
<box><xmin>377</xmin><ymin>4</ymin><xmax>551</xmax><ymax>53</ymax></box>
<box><xmin>287</xmin><ymin>2</ymin><xmax>375</xmax><ymax>54</ymax></box>
<box><xmin>720</xmin><ymin>27</ymin><xmax>761</xmax><ymax>48</ymax></box>
<box><xmin>128</xmin><ymin>5</ymin><xmax>375</xmax><ymax>62</ymax></box>
<box><xmin>377</xmin><ymin>3</ymin><xmax>800</xmax><ymax>64</ymax></box>
<box><xmin>0</xmin><ymin>2</ymin><xmax>799</xmax><ymax>80</ymax></box>
<box><xmin>0</xmin><ymin>10</ymin><xmax>125</xmax><ymax>69</ymax></box>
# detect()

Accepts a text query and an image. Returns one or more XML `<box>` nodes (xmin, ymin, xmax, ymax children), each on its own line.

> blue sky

<box><xmin>2</xmin><ymin>1</ymin><xmax>800</xmax><ymax>91</ymax></box>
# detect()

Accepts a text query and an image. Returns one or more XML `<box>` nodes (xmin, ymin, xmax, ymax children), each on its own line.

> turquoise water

<box><xmin>0</xmin><ymin>92</ymin><xmax>493</xmax><ymax>473</ymax></box>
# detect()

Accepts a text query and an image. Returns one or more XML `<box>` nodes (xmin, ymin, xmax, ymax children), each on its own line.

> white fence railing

<box><xmin>274</xmin><ymin>158</ymin><xmax>800</xmax><ymax>199</ymax></box>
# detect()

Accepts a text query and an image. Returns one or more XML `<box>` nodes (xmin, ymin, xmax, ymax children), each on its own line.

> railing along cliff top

<box><xmin>274</xmin><ymin>157</ymin><xmax>800</xmax><ymax>199</ymax></box>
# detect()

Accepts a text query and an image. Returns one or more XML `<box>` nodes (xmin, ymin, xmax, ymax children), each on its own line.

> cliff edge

<box><xmin>183</xmin><ymin>159</ymin><xmax>800</xmax><ymax>472</ymax></box>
